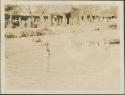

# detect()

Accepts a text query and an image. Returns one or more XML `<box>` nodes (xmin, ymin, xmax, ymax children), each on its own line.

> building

<box><xmin>5</xmin><ymin>5</ymin><xmax>117</xmax><ymax>28</ymax></box>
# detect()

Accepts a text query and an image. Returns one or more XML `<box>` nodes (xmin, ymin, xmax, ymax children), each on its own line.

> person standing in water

<box><xmin>45</xmin><ymin>42</ymin><xmax>51</xmax><ymax>72</ymax></box>
<box><xmin>45</xmin><ymin>42</ymin><xmax>50</xmax><ymax>57</ymax></box>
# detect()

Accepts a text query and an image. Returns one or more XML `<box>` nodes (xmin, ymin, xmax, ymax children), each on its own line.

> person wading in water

<box><xmin>45</xmin><ymin>42</ymin><xmax>51</xmax><ymax>72</ymax></box>
<box><xmin>45</xmin><ymin>42</ymin><xmax>50</xmax><ymax>57</ymax></box>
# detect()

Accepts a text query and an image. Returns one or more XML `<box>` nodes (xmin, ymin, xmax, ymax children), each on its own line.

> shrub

<box><xmin>109</xmin><ymin>39</ymin><xmax>120</xmax><ymax>44</ymax></box>
<box><xmin>29</xmin><ymin>31</ymin><xmax>35</xmax><ymax>36</ymax></box>
<box><xmin>109</xmin><ymin>24</ymin><xmax>117</xmax><ymax>29</ymax></box>
<box><xmin>36</xmin><ymin>30</ymin><xmax>44</xmax><ymax>36</ymax></box>
<box><xmin>5</xmin><ymin>32</ymin><xmax>17</xmax><ymax>38</ymax></box>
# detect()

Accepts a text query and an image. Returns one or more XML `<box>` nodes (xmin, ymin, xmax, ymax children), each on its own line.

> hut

<box><xmin>5</xmin><ymin>5</ymin><xmax>117</xmax><ymax>28</ymax></box>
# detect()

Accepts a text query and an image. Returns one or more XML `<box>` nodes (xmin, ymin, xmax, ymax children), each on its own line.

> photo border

<box><xmin>1</xmin><ymin>0</ymin><xmax>124</xmax><ymax>94</ymax></box>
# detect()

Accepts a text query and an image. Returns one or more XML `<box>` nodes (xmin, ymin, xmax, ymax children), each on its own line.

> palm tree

<box><xmin>5</xmin><ymin>5</ymin><xmax>22</xmax><ymax>28</ymax></box>
<box><xmin>34</xmin><ymin>5</ymin><xmax>46</xmax><ymax>27</ymax></box>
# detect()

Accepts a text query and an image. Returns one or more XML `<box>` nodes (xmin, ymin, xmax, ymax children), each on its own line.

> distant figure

<box><xmin>45</xmin><ymin>42</ymin><xmax>51</xmax><ymax>72</ymax></box>
<box><xmin>32</xmin><ymin>37</ymin><xmax>41</xmax><ymax>42</ymax></box>
<box><xmin>103</xmin><ymin>39</ymin><xmax>109</xmax><ymax>51</ymax></box>
<box><xmin>95</xmin><ymin>28</ymin><xmax>100</xmax><ymax>32</ymax></box>
<box><xmin>97</xmin><ymin>42</ymin><xmax>100</xmax><ymax>46</ymax></box>
<box><xmin>45</xmin><ymin>42</ymin><xmax>50</xmax><ymax>57</ymax></box>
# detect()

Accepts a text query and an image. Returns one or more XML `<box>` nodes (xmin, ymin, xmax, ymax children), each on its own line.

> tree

<box><xmin>5</xmin><ymin>5</ymin><xmax>22</xmax><ymax>14</ymax></box>
<box><xmin>5</xmin><ymin>5</ymin><xmax>22</xmax><ymax>28</ymax></box>
<box><xmin>34</xmin><ymin>5</ymin><xmax>46</xmax><ymax>27</ymax></box>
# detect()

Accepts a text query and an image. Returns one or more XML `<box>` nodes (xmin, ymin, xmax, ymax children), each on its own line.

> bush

<box><xmin>5</xmin><ymin>32</ymin><xmax>17</xmax><ymax>38</ymax></box>
<box><xmin>36</xmin><ymin>30</ymin><xmax>44</xmax><ymax>36</ymax></box>
<box><xmin>35</xmin><ymin>38</ymin><xmax>41</xmax><ymax>42</ymax></box>
<box><xmin>109</xmin><ymin>39</ymin><xmax>120</xmax><ymax>44</ymax></box>
<box><xmin>5</xmin><ymin>28</ymin><xmax>53</xmax><ymax>38</ymax></box>
<box><xmin>21</xmin><ymin>31</ymin><xmax>27</xmax><ymax>37</ymax></box>
<box><xmin>29</xmin><ymin>31</ymin><xmax>35</xmax><ymax>36</ymax></box>
<box><xmin>109</xmin><ymin>24</ymin><xmax>117</xmax><ymax>29</ymax></box>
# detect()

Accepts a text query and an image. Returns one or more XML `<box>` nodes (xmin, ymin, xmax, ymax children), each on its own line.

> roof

<box><xmin>5</xmin><ymin>5</ymin><xmax>117</xmax><ymax>17</ymax></box>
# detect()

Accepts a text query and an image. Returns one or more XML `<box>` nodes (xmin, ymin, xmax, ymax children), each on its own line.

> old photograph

<box><xmin>1</xmin><ymin>0</ymin><xmax>124</xmax><ymax>94</ymax></box>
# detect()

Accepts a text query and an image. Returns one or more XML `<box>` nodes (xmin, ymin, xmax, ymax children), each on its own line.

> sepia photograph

<box><xmin>1</xmin><ymin>0</ymin><xmax>124</xmax><ymax>94</ymax></box>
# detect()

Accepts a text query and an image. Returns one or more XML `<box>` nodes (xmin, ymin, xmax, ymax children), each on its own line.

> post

<box><xmin>48</xmin><ymin>15</ymin><xmax>51</xmax><ymax>26</ymax></box>
<box><xmin>9</xmin><ymin>14</ymin><xmax>13</xmax><ymax>28</ymax></box>
<box><xmin>62</xmin><ymin>14</ymin><xmax>66</xmax><ymax>26</ymax></box>
<box><xmin>19</xmin><ymin>16</ymin><xmax>22</xmax><ymax>28</ymax></box>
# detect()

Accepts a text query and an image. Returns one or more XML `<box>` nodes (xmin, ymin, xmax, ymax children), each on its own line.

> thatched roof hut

<box><xmin>5</xmin><ymin>5</ymin><xmax>117</xmax><ymax>18</ymax></box>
